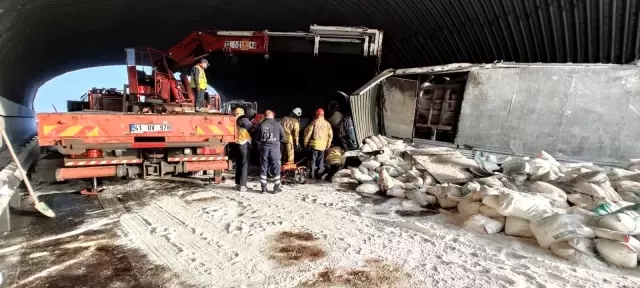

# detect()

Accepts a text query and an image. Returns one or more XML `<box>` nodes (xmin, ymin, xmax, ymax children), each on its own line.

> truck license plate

<box><xmin>130</xmin><ymin>124</ymin><xmax>171</xmax><ymax>133</ymax></box>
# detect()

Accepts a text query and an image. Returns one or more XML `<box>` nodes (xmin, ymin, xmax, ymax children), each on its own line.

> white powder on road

<box><xmin>115</xmin><ymin>180</ymin><xmax>640</xmax><ymax>288</ymax></box>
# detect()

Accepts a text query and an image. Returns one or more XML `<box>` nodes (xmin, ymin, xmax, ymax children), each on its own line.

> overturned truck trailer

<box><xmin>350</xmin><ymin>62</ymin><xmax>640</xmax><ymax>165</ymax></box>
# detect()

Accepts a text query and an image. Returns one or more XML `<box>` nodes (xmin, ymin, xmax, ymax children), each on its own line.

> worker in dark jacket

<box><xmin>233</xmin><ymin>107</ymin><xmax>253</xmax><ymax>192</ymax></box>
<box><xmin>190</xmin><ymin>58</ymin><xmax>209</xmax><ymax>112</ymax></box>
<box><xmin>254</xmin><ymin>110</ymin><xmax>285</xmax><ymax>193</ymax></box>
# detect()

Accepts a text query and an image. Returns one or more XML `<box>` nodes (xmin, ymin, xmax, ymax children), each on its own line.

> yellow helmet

<box><xmin>233</xmin><ymin>107</ymin><xmax>245</xmax><ymax>116</ymax></box>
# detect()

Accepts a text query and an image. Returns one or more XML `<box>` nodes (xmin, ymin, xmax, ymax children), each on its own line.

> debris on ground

<box><xmin>268</xmin><ymin>231</ymin><xmax>326</xmax><ymax>266</ymax></box>
<box><xmin>299</xmin><ymin>258</ymin><xmax>408</xmax><ymax>288</ymax></box>
<box><xmin>338</xmin><ymin>134</ymin><xmax>640</xmax><ymax>269</ymax></box>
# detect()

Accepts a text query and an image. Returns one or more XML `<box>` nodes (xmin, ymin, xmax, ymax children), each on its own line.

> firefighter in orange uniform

<box><xmin>280</xmin><ymin>108</ymin><xmax>302</xmax><ymax>164</ymax></box>
<box><xmin>303</xmin><ymin>108</ymin><xmax>333</xmax><ymax>180</ymax></box>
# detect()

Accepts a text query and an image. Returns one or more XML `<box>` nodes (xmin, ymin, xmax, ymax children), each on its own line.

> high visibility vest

<box><xmin>190</xmin><ymin>65</ymin><xmax>207</xmax><ymax>90</ymax></box>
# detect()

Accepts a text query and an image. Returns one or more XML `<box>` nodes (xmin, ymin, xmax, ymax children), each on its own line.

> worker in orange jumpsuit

<box><xmin>303</xmin><ymin>108</ymin><xmax>333</xmax><ymax>180</ymax></box>
<box><xmin>280</xmin><ymin>107</ymin><xmax>302</xmax><ymax>164</ymax></box>
<box><xmin>190</xmin><ymin>58</ymin><xmax>209</xmax><ymax>112</ymax></box>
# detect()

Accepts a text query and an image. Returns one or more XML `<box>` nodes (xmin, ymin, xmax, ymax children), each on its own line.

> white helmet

<box><xmin>292</xmin><ymin>107</ymin><xmax>302</xmax><ymax>117</ymax></box>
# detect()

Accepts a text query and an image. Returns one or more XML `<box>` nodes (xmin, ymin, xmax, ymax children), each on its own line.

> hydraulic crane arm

<box><xmin>167</xmin><ymin>31</ymin><xmax>269</xmax><ymax>69</ymax></box>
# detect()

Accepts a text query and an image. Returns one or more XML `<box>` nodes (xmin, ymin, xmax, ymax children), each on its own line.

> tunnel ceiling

<box><xmin>1</xmin><ymin>0</ymin><xmax>640</xmax><ymax>110</ymax></box>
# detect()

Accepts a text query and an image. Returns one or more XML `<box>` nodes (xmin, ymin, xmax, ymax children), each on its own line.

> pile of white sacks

<box><xmin>332</xmin><ymin>135</ymin><xmax>640</xmax><ymax>268</ymax></box>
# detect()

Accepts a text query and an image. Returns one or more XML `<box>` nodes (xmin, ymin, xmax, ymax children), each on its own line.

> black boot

<box><xmin>274</xmin><ymin>184</ymin><xmax>283</xmax><ymax>193</ymax></box>
<box><xmin>261</xmin><ymin>184</ymin><xmax>268</xmax><ymax>193</ymax></box>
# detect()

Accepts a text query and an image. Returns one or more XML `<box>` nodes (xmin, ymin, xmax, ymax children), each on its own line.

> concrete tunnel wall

<box><xmin>1</xmin><ymin>0</ymin><xmax>640</xmax><ymax>150</ymax></box>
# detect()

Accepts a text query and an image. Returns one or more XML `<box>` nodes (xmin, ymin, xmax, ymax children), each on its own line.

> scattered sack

<box><xmin>464</xmin><ymin>214</ymin><xmax>504</xmax><ymax>235</ymax></box>
<box><xmin>364</xmin><ymin>138</ymin><xmax>378</xmax><ymax>151</ymax></box>
<box><xmin>530</xmin><ymin>214</ymin><xmax>595</xmax><ymax>249</ymax></box>
<box><xmin>427</xmin><ymin>185</ymin><xmax>458</xmax><ymax>208</ymax></box>
<box><xmin>595</xmin><ymin>239</ymin><xmax>638</xmax><ymax>268</ymax></box>
<box><xmin>386</xmin><ymin>187</ymin><xmax>406</xmax><ymax>198</ymax></box>
<box><xmin>528</xmin><ymin>181</ymin><xmax>567</xmax><ymax>201</ymax></box>
<box><xmin>537</xmin><ymin>150</ymin><xmax>561</xmax><ymax>167</ymax></box>
<box><xmin>479</xmin><ymin>205</ymin><xmax>503</xmax><ymax>218</ymax></box>
<box><xmin>615</xmin><ymin>181</ymin><xmax>640</xmax><ymax>195</ymax></box>
<box><xmin>457</xmin><ymin>198</ymin><xmax>482</xmax><ymax>220</ymax></box>
<box><xmin>361</xmin><ymin>144</ymin><xmax>373</xmax><ymax>152</ymax></box>
<box><xmin>565</xmin><ymin>206</ymin><xmax>596</xmax><ymax>218</ymax></box>
<box><xmin>496</xmin><ymin>191</ymin><xmax>555</xmax><ymax>221</ymax></box>
<box><xmin>356</xmin><ymin>182</ymin><xmax>380</xmax><ymax>194</ymax></box>
<box><xmin>361</xmin><ymin>159</ymin><xmax>382</xmax><ymax>170</ymax></box>
<box><xmin>423</xmin><ymin>174</ymin><xmax>435</xmax><ymax>187</ymax></box>
<box><xmin>351</xmin><ymin>168</ymin><xmax>374</xmax><ymax>183</ymax></box>
<box><xmin>370</xmin><ymin>136</ymin><xmax>384</xmax><ymax>150</ymax></box>
<box><xmin>358</xmin><ymin>165</ymin><xmax>369</xmax><ymax>175</ymax></box>
<box><xmin>529</xmin><ymin>158</ymin><xmax>551</xmax><ymax>179</ymax></box>
<box><xmin>504</xmin><ymin>217</ymin><xmax>534</xmax><ymax>238</ymax></box>
<box><xmin>377</xmin><ymin>169</ymin><xmax>395</xmax><ymax>191</ymax></box>
<box><xmin>590</xmin><ymin>200</ymin><xmax>620</xmax><ymax>216</ymax></box>
<box><xmin>568</xmin><ymin>238</ymin><xmax>597</xmax><ymax>256</ymax></box>
<box><xmin>407</xmin><ymin>189</ymin><xmax>437</xmax><ymax>206</ymax></box>
<box><xmin>550</xmin><ymin>241</ymin><xmax>577</xmax><ymax>259</ymax></box>
<box><xmin>598</xmin><ymin>210</ymin><xmax>640</xmax><ymax>235</ymax></box>
<box><xmin>501</xmin><ymin>158</ymin><xmax>530</xmax><ymax>175</ymax></box>
<box><xmin>375</xmin><ymin>135</ymin><xmax>389</xmax><ymax>147</ymax></box>
<box><xmin>482</xmin><ymin>195</ymin><xmax>501</xmax><ymax>210</ymax></box>
<box><xmin>380</xmin><ymin>165</ymin><xmax>400</xmax><ymax>177</ymax></box>
<box><xmin>567</xmin><ymin>193</ymin><xmax>594</xmax><ymax>206</ymax></box>
<box><xmin>620</xmin><ymin>192</ymin><xmax>640</xmax><ymax>203</ymax></box>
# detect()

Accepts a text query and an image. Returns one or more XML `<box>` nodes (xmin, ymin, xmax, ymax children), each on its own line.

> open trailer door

<box><xmin>380</xmin><ymin>77</ymin><xmax>419</xmax><ymax>139</ymax></box>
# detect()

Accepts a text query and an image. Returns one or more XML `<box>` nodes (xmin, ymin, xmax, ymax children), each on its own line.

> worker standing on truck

<box><xmin>233</xmin><ymin>107</ymin><xmax>253</xmax><ymax>192</ymax></box>
<box><xmin>254</xmin><ymin>110</ymin><xmax>285</xmax><ymax>193</ymax></box>
<box><xmin>190</xmin><ymin>58</ymin><xmax>209</xmax><ymax>112</ymax></box>
<box><xmin>303</xmin><ymin>108</ymin><xmax>333</xmax><ymax>180</ymax></box>
<box><xmin>280</xmin><ymin>108</ymin><xmax>302</xmax><ymax>164</ymax></box>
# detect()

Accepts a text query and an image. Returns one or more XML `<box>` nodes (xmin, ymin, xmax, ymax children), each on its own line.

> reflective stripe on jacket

<box><xmin>190</xmin><ymin>65</ymin><xmax>207</xmax><ymax>90</ymax></box>
<box><xmin>280</xmin><ymin>116</ymin><xmax>300</xmax><ymax>145</ymax></box>
<box><xmin>303</xmin><ymin>117</ymin><xmax>333</xmax><ymax>151</ymax></box>
<box><xmin>325</xmin><ymin>146</ymin><xmax>344</xmax><ymax>165</ymax></box>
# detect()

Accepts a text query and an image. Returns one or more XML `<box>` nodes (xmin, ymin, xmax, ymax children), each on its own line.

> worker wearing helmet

<box><xmin>190</xmin><ymin>58</ymin><xmax>209</xmax><ymax>112</ymax></box>
<box><xmin>254</xmin><ymin>110</ymin><xmax>285</xmax><ymax>193</ymax></box>
<box><xmin>303</xmin><ymin>108</ymin><xmax>333</xmax><ymax>180</ymax></box>
<box><xmin>233</xmin><ymin>107</ymin><xmax>253</xmax><ymax>192</ymax></box>
<box><xmin>280</xmin><ymin>108</ymin><xmax>302</xmax><ymax>164</ymax></box>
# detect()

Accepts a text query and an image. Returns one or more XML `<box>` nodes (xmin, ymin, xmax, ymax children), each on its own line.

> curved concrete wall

<box><xmin>0</xmin><ymin>0</ymin><xmax>638</xmax><ymax>148</ymax></box>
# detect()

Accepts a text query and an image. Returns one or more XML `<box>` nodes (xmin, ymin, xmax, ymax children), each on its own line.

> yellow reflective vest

<box><xmin>190</xmin><ymin>65</ymin><xmax>207</xmax><ymax>90</ymax></box>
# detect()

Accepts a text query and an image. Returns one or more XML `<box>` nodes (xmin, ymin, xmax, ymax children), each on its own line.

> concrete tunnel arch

<box><xmin>1</xmin><ymin>0</ymin><xmax>639</xmax><ymax>148</ymax></box>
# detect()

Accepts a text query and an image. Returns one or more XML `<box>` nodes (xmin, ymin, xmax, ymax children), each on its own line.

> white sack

<box><xmin>423</xmin><ymin>174</ymin><xmax>435</xmax><ymax>187</ymax></box>
<box><xmin>464</xmin><ymin>214</ymin><xmax>504</xmax><ymax>235</ymax></box>
<box><xmin>476</xmin><ymin>176</ymin><xmax>505</xmax><ymax>188</ymax></box>
<box><xmin>407</xmin><ymin>189</ymin><xmax>437</xmax><ymax>206</ymax></box>
<box><xmin>386</xmin><ymin>187</ymin><xmax>406</xmax><ymax>198</ymax></box>
<box><xmin>550</xmin><ymin>241</ymin><xmax>577</xmax><ymax>259</ymax></box>
<box><xmin>331</xmin><ymin>176</ymin><xmax>359</xmax><ymax>185</ymax></box>
<box><xmin>356</xmin><ymin>182</ymin><xmax>380</xmax><ymax>194</ymax></box>
<box><xmin>375</xmin><ymin>134</ymin><xmax>388</xmax><ymax>146</ymax></box>
<box><xmin>358</xmin><ymin>165</ymin><xmax>369</xmax><ymax>175</ymax></box>
<box><xmin>333</xmin><ymin>169</ymin><xmax>352</xmax><ymax>178</ymax></box>
<box><xmin>378</xmin><ymin>169</ymin><xmax>395</xmax><ymax>191</ymax></box>
<box><xmin>380</xmin><ymin>165</ymin><xmax>399</xmax><ymax>177</ymax></box>
<box><xmin>614</xmin><ymin>181</ymin><xmax>640</xmax><ymax>195</ymax></box>
<box><xmin>567</xmin><ymin>193</ymin><xmax>594</xmax><ymax>206</ymax></box>
<box><xmin>537</xmin><ymin>150</ymin><xmax>561</xmax><ymax>167</ymax></box>
<box><xmin>529</xmin><ymin>181</ymin><xmax>567</xmax><ymax>201</ymax></box>
<box><xmin>364</xmin><ymin>138</ymin><xmax>379</xmax><ymax>150</ymax></box>
<box><xmin>529</xmin><ymin>158</ymin><xmax>551</xmax><ymax>179</ymax></box>
<box><xmin>382</xmin><ymin>135</ymin><xmax>403</xmax><ymax>145</ymax></box>
<box><xmin>497</xmin><ymin>191</ymin><xmax>555</xmax><ymax>221</ymax></box>
<box><xmin>480</xmin><ymin>205</ymin><xmax>503</xmax><ymax>218</ymax></box>
<box><xmin>530</xmin><ymin>214</ymin><xmax>596</xmax><ymax>249</ymax></box>
<box><xmin>482</xmin><ymin>195</ymin><xmax>501</xmax><ymax>210</ymax></box>
<box><xmin>361</xmin><ymin>144</ymin><xmax>373</xmax><ymax>152</ymax></box>
<box><xmin>589</xmin><ymin>199</ymin><xmax>621</xmax><ymax>215</ymax></box>
<box><xmin>598</xmin><ymin>210</ymin><xmax>640</xmax><ymax>235</ymax></box>
<box><xmin>501</xmin><ymin>158</ymin><xmax>530</xmax><ymax>175</ymax></box>
<box><xmin>505</xmin><ymin>217</ymin><xmax>534</xmax><ymax>238</ymax></box>
<box><xmin>457</xmin><ymin>198</ymin><xmax>482</xmax><ymax>220</ymax></box>
<box><xmin>361</xmin><ymin>159</ymin><xmax>382</xmax><ymax>170</ymax></box>
<box><xmin>565</xmin><ymin>206</ymin><xmax>596</xmax><ymax>218</ymax></box>
<box><xmin>568</xmin><ymin>238</ymin><xmax>597</xmax><ymax>256</ymax></box>
<box><xmin>595</xmin><ymin>239</ymin><xmax>638</xmax><ymax>268</ymax></box>
<box><xmin>370</xmin><ymin>136</ymin><xmax>384</xmax><ymax>149</ymax></box>
<box><xmin>351</xmin><ymin>168</ymin><xmax>374</xmax><ymax>183</ymax></box>
<box><xmin>620</xmin><ymin>191</ymin><xmax>640</xmax><ymax>203</ymax></box>
<box><xmin>427</xmin><ymin>185</ymin><xmax>458</xmax><ymax>208</ymax></box>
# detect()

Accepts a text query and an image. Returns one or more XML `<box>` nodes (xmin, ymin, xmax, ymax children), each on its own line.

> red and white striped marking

<box><xmin>167</xmin><ymin>156</ymin><xmax>228</xmax><ymax>162</ymax></box>
<box><xmin>65</xmin><ymin>159</ymin><xmax>143</xmax><ymax>166</ymax></box>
